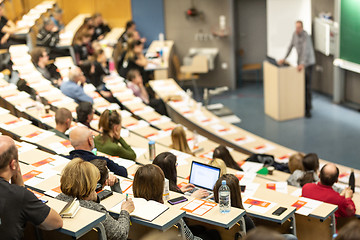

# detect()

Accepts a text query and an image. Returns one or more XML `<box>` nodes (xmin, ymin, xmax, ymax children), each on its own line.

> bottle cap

<box><xmin>222</xmin><ymin>180</ymin><xmax>226</xmax><ymax>185</ymax></box>
<box><xmin>149</xmin><ymin>140</ymin><xmax>155</xmax><ymax>145</ymax></box>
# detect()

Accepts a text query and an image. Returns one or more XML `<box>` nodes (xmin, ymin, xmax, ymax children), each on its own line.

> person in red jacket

<box><xmin>302</xmin><ymin>163</ymin><xmax>356</xmax><ymax>218</ymax></box>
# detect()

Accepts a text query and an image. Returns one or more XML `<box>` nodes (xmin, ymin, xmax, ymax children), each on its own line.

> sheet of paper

<box><xmin>35</xmin><ymin>155</ymin><xmax>70</xmax><ymax>171</ymax></box>
<box><xmin>23</xmin><ymin>169</ymin><xmax>58</xmax><ymax>187</ymax></box>
<box><xmin>0</xmin><ymin>107</ymin><xmax>10</xmax><ymax>115</ymax></box>
<box><xmin>120</xmin><ymin>128</ymin><xmax>130</xmax><ymax>138</ymax></box>
<box><xmin>252</xmin><ymin>143</ymin><xmax>276</xmax><ymax>154</ymax></box>
<box><xmin>233</xmin><ymin>136</ymin><xmax>256</xmax><ymax>145</ymax></box>
<box><xmin>292</xmin><ymin>197</ymin><xmax>322</xmax><ymax>216</ymax></box>
<box><xmin>243</xmin><ymin>197</ymin><xmax>277</xmax><ymax>214</ymax></box>
<box><xmin>20</xmin><ymin>130</ymin><xmax>55</xmax><ymax>143</ymax></box>
<box><xmin>210</xmin><ymin>124</ymin><xmax>237</xmax><ymax>136</ymax></box>
<box><xmin>44</xmin><ymin>186</ymin><xmax>62</xmax><ymax>198</ymax></box>
<box><xmin>120</xmin><ymin>179</ymin><xmax>133</xmax><ymax>194</ymax></box>
<box><xmin>110</xmin><ymin>157</ymin><xmax>136</xmax><ymax>169</ymax></box>
<box><xmin>235</xmin><ymin>171</ymin><xmax>257</xmax><ymax>185</ymax></box>
<box><xmin>125</xmin><ymin>120</ymin><xmax>149</xmax><ymax>130</ymax></box>
<box><xmin>242</xmin><ymin>183</ymin><xmax>260</xmax><ymax>197</ymax></box>
<box><xmin>239</xmin><ymin>161</ymin><xmax>264</xmax><ymax>173</ymax></box>
<box><xmin>132</xmin><ymin>147</ymin><xmax>147</xmax><ymax>159</ymax></box>
<box><xmin>48</xmin><ymin>140</ymin><xmax>74</xmax><ymax>154</ymax></box>
<box><xmin>266</xmin><ymin>182</ymin><xmax>288</xmax><ymax>194</ymax></box>
<box><xmin>15</xmin><ymin>141</ymin><xmax>37</xmax><ymax>154</ymax></box>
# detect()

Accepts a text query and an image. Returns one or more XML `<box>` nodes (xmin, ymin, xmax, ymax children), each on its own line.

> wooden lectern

<box><xmin>263</xmin><ymin>61</ymin><xmax>305</xmax><ymax>121</ymax></box>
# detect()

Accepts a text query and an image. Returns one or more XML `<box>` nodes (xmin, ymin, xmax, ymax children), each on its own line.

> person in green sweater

<box><xmin>94</xmin><ymin>109</ymin><xmax>136</xmax><ymax>160</ymax></box>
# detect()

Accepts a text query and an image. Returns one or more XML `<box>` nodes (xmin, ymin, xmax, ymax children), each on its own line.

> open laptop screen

<box><xmin>189</xmin><ymin>161</ymin><xmax>221</xmax><ymax>191</ymax></box>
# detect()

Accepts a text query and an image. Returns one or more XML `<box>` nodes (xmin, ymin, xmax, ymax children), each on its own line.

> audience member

<box><xmin>213</xmin><ymin>174</ymin><xmax>255</xmax><ymax>232</ymax></box>
<box><xmin>209</xmin><ymin>158</ymin><xmax>227</xmax><ymax>177</ymax></box>
<box><xmin>153</xmin><ymin>152</ymin><xmax>209</xmax><ymax>198</ymax></box>
<box><xmin>335</xmin><ymin>220</ymin><xmax>360</xmax><ymax>240</ymax></box>
<box><xmin>0</xmin><ymin>3</ymin><xmax>26</xmax><ymax>49</ymax></box>
<box><xmin>89</xmin><ymin>49</ymin><xmax>115</xmax><ymax>100</ymax></box>
<box><xmin>287</xmin><ymin>153</ymin><xmax>319</xmax><ymax>187</ymax></box>
<box><xmin>302</xmin><ymin>163</ymin><xmax>356</xmax><ymax>219</ymax></box>
<box><xmin>119</xmin><ymin>20</ymin><xmax>136</xmax><ymax>46</ymax></box>
<box><xmin>90</xmin><ymin>159</ymin><xmax>122</xmax><ymax>193</ymax></box>
<box><xmin>170</xmin><ymin>126</ymin><xmax>193</xmax><ymax>155</ymax></box>
<box><xmin>244</xmin><ymin>227</ymin><xmax>285</xmax><ymax>240</ymax></box>
<box><xmin>50</xmin><ymin>8</ymin><xmax>64</xmax><ymax>31</ymax></box>
<box><xmin>92</xmin><ymin>13</ymin><xmax>110</xmax><ymax>41</ymax></box>
<box><xmin>30</xmin><ymin>47</ymin><xmax>62</xmax><ymax>87</ymax></box>
<box><xmin>288</xmin><ymin>153</ymin><xmax>304</xmax><ymax>173</ymax></box>
<box><xmin>118</xmin><ymin>39</ymin><xmax>148</xmax><ymax>82</ymax></box>
<box><xmin>56</xmin><ymin>158</ymin><xmax>134</xmax><ymax>240</ymax></box>
<box><xmin>133</xmin><ymin>164</ymin><xmax>205</xmax><ymax>240</ymax></box>
<box><xmin>66</xmin><ymin>126</ymin><xmax>128</xmax><ymax>177</ymax></box>
<box><xmin>0</xmin><ymin>136</ymin><xmax>63</xmax><ymax>239</ymax></box>
<box><xmin>213</xmin><ymin>145</ymin><xmax>242</xmax><ymax>171</ymax></box>
<box><xmin>36</xmin><ymin>17</ymin><xmax>64</xmax><ymax>58</ymax></box>
<box><xmin>49</xmin><ymin>107</ymin><xmax>72</xmax><ymax>139</ymax></box>
<box><xmin>94</xmin><ymin>109</ymin><xmax>136</xmax><ymax>160</ymax></box>
<box><xmin>73</xmin><ymin>31</ymin><xmax>93</xmax><ymax>66</ymax></box>
<box><xmin>127</xmin><ymin>69</ymin><xmax>168</xmax><ymax>115</ymax></box>
<box><xmin>76</xmin><ymin>101</ymin><xmax>96</xmax><ymax>130</ymax></box>
<box><xmin>60</xmin><ymin>66</ymin><xmax>94</xmax><ymax>104</ymax></box>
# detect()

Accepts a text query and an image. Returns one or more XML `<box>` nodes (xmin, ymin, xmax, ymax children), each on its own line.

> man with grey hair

<box><xmin>278</xmin><ymin>20</ymin><xmax>315</xmax><ymax>118</ymax></box>
<box><xmin>0</xmin><ymin>136</ymin><xmax>63</xmax><ymax>238</ymax></box>
<box><xmin>60</xmin><ymin>66</ymin><xmax>94</xmax><ymax>104</ymax></box>
<box><xmin>64</xmin><ymin>126</ymin><xmax>128</xmax><ymax>177</ymax></box>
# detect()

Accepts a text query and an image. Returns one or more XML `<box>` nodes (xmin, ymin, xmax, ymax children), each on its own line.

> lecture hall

<box><xmin>0</xmin><ymin>0</ymin><xmax>359</xmax><ymax>240</ymax></box>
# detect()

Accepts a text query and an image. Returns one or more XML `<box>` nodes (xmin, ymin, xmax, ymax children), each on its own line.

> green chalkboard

<box><xmin>340</xmin><ymin>0</ymin><xmax>360</xmax><ymax>64</ymax></box>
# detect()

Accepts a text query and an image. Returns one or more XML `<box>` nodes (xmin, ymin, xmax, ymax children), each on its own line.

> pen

<box><xmin>126</xmin><ymin>193</ymin><xmax>128</xmax><ymax>201</ymax></box>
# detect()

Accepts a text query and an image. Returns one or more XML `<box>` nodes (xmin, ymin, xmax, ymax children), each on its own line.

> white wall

<box><xmin>266</xmin><ymin>0</ymin><xmax>312</xmax><ymax>66</ymax></box>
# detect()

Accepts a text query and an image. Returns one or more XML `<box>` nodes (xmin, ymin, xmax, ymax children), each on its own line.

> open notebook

<box><xmin>110</xmin><ymin>198</ymin><xmax>169</xmax><ymax>222</ymax></box>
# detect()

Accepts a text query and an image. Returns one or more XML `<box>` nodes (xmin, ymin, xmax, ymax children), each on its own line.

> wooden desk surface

<box><xmin>44</xmin><ymin>196</ymin><xmax>106</xmax><ymax>238</ymax></box>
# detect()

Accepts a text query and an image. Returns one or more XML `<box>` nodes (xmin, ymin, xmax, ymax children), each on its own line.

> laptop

<box><xmin>187</xmin><ymin>161</ymin><xmax>221</xmax><ymax>198</ymax></box>
<box><xmin>266</xmin><ymin>56</ymin><xmax>289</xmax><ymax>67</ymax></box>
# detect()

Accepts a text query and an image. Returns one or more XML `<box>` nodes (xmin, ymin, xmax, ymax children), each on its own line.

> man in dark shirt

<box><xmin>37</xmin><ymin>18</ymin><xmax>60</xmax><ymax>49</ymax></box>
<box><xmin>66</xmin><ymin>126</ymin><xmax>128</xmax><ymax>177</ymax></box>
<box><xmin>0</xmin><ymin>136</ymin><xmax>63</xmax><ymax>239</ymax></box>
<box><xmin>37</xmin><ymin>17</ymin><xmax>68</xmax><ymax>59</ymax></box>
<box><xmin>91</xmin><ymin>13</ymin><xmax>110</xmax><ymax>41</ymax></box>
<box><xmin>30</xmin><ymin>47</ymin><xmax>62</xmax><ymax>87</ymax></box>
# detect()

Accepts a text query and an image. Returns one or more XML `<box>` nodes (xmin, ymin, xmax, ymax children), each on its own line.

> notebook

<box><xmin>188</xmin><ymin>161</ymin><xmax>221</xmax><ymax>195</ymax></box>
<box><xmin>110</xmin><ymin>197</ymin><xmax>169</xmax><ymax>222</ymax></box>
<box><xmin>59</xmin><ymin>198</ymin><xmax>80</xmax><ymax>218</ymax></box>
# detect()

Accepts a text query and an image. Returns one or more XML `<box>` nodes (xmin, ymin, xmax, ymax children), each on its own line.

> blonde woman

<box><xmin>56</xmin><ymin>158</ymin><xmax>134</xmax><ymax>240</ymax></box>
<box><xmin>171</xmin><ymin>126</ymin><xmax>193</xmax><ymax>155</ymax></box>
<box><xmin>209</xmin><ymin>158</ymin><xmax>227</xmax><ymax>177</ymax></box>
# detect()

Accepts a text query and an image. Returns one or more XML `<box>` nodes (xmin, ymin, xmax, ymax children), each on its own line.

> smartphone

<box><xmin>168</xmin><ymin>196</ymin><xmax>188</xmax><ymax>205</ymax></box>
<box><xmin>240</xmin><ymin>185</ymin><xmax>246</xmax><ymax>192</ymax></box>
<box><xmin>272</xmin><ymin>207</ymin><xmax>287</xmax><ymax>216</ymax></box>
<box><xmin>97</xmin><ymin>189</ymin><xmax>113</xmax><ymax>201</ymax></box>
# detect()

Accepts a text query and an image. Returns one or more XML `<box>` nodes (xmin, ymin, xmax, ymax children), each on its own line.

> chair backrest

<box><xmin>191</xmin><ymin>55</ymin><xmax>208</xmax><ymax>73</ymax></box>
<box><xmin>172</xmin><ymin>54</ymin><xmax>182</xmax><ymax>79</ymax></box>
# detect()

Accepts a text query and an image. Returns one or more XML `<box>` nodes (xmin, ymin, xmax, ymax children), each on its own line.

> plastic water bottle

<box><xmin>219</xmin><ymin>180</ymin><xmax>231</xmax><ymax>214</ymax></box>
